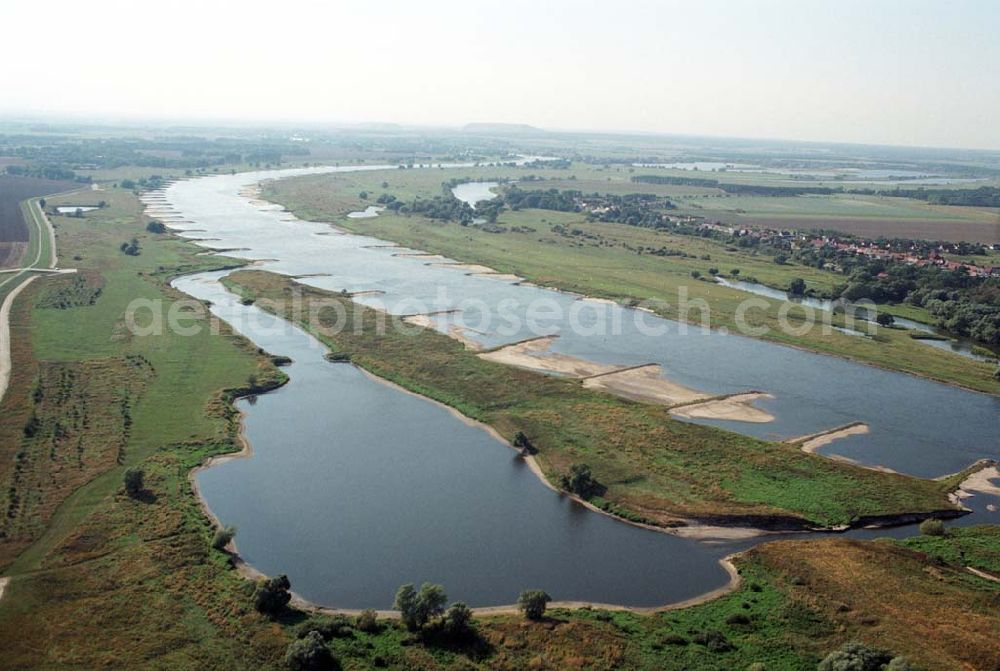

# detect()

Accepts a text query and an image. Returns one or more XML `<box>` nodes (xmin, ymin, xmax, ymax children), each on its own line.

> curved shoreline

<box><xmin>164</xmin><ymin>173</ymin><xmax>981</xmax><ymax>616</ymax></box>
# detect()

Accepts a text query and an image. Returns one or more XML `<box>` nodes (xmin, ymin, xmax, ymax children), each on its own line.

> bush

<box><xmin>559</xmin><ymin>463</ymin><xmax>601</xmax><ymax>498</ymax></box>
<box><xmin>661</xmin><ymin>633</ymin><xmax>688</xmax><ymax>646</ymax></box>
<box><xmin>875</xmin><ymin>312</ymin><xmax>895</xmax><ymax>327</ymax></box>
<box><xmin>146</xmin><ymin>220</ymin><xmax>167</xmax><ymax>233</ymax></box>
<box><xmin>294</xmin><ymin>616</ymin><xmax>353</xmax><ymax>641</ymax></box>
<box><xmin>517</xmin><ymin>590</ymin><xmax>551</xmax><ymax>620</ymax></box>
<box><xmin>443</xmin><ymin>602</ymin><xmax>473</xmax><ymax>638</ymax></box>
<box><xmin>725</xmin><ymin>612</ymin><xmax>751</xmax><ymax>625</ymax></box>
<box><xmin>212</xmin><ymin>525</ymin><xmax>236</xmax><ymax>550</ymax></box>
<box><xmin>284</xmin><ymin>631</ymin><xmax>337</xmax><ymax>670</ymax></box>
<box><xmin>817</xmin><ymin>642</ymin><xmax>893</xmax><ymax>671</ymax></box>
<box><xmin>692</xmin><ymin>629</ymin><xmax>733</xmax><ymax>652</ymax></box>
<box><xmin>356</xmin><ymin>609</ymin><xmax>380</xmax><ymax>633</ymax></box>
<box><xmin>123</xmin><ymin>468</ymin><xmax>144</xmax><ymax>497</ymax></box>
<box><xmin>919</xmin><ymin>518</ymin><xmax>946</xmax><ymax>536</ymax></box>
<box><xmin>691</xmin><ymin>270</ymin><xmax>702</xmax><ymax>279</ymax></box>
<box><xmin>254</xmin><ymin>574</ymin><xmax>292</xmax><ymax>615</ymax></box>
<box><xmin>789</xmin><ymin>278</ymin><xmax>807</xmax><ymax>295</ymax></box>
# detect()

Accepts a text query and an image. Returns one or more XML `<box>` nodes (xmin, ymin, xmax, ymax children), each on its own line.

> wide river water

<box><xmin>154</xmin><ymin>166</ymin><xmax>999</xmax><ymax>609</ymax></box>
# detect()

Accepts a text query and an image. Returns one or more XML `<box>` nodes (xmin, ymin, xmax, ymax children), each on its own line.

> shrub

<box><xmin>875</xmin><ymin>312</ymin><xmax>895</xmax><ymax>327</ymax></box>
<box><xmin>212</xmin><ymin>525</ymin><xmax>236</xmax><ymax>550</ymax></box>
<box><xmin>692</xmin><ymin>629</ymin><xmax>733</xmax><ymax>652</ymax></box>
<box><xmin>443</xmin><ymin>602</ymin><xmax>473</xmax><ymax>638</ymax></box>
<box><xmin>817</xmin><ymin>642</ymin><xmax>893</xmax><ymax>671</ymax></box>
<box><xmin>123</xmin><ymin>468</ymin><xmax>144</xmax><ymax>497</ymax></box>
<box><xmin>559</xmin><ymin>464</ymin><xmax>600</xmax><ymax>498</ymax></box>
<box><xmin>691</xmin><ymin>270</ymin><xmax>702</xmax><ymax>279</ymax></box>
<box><xmin>254</xmin><ymin>574</ymin><xmax>292</xmax><ymax>615</ymax></box>
<box><xmin>146</xmin><ymin>220</ymin><xmax>167</xmax><ymax>233</ymax></box>
<box><xmin>356</xmin><ymin>609</ymin><xmax>380</xmax><ymax>633</ymax></box>
<box><xmin>661</xmin><ymin>633</ymin><xmax>688</xmax><ymax>646</ymax></box>
<box><xmin>294</xmin><ymin>616</ymin><xmax>353</xmax><ymax>641</ymax></box>
<box><xmin>517</xmin><ymin>590</ymin><xmax>551</xmax><ymax>620</ymax></box>
<box><xmin>725</xmin><ymin>612</ymin><xmax>751</xmax><ymax>625</ymax></box>
<box><xmin>919</xmin><ymin>518</ymin><xmax>945</xmax><ymax>536</ymax></box>
<box><xmin>284</xmin><ymin>631</ymin><xmax>337</xmax><ymax>670</ymax></box>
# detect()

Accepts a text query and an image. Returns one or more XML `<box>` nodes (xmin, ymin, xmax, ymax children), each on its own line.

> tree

<box><xmin>560</xmin><ymin>463</ymin><xmax>600</xmax><ymax>498</ymax></box>
<box><xmin>255</xmin><ymin>574</ymin><xmax>292</xmax><ymax>614</ymax></box>
<box><xmin>518</xmin><ymin>590</ymin><xmax>551</xmax><ymax>620</ymax></box>
<box><xmin>212</xmin><ymin>525</ymin><xmax>236</xmax><ymax>550</ymax></box>
<box><xmin>817</xmin><ymin>642</ymin><xmax>893</xmax><ymax>671</ymax></box>
<box><xmin>919</xmin><ymin>518</ymin><xmax>945</xmax><ymax>536</ymax></box>
<box><xmin>875</xmin><ymin>312</ymin><xmax>895</xmax><ymax>327</ymax></box>
<box><xmin>284</xmin><ymin>631</ymin><xmax>336</xmax><ymax>671</ymax></box>
<box><xmin>774</xmin><ymin>253</ymin><xmax>789</xmax><ymax>265</ymax></box>
<box><xmin>146</xmin><ymin>220</ymin><xmax>167</xmax><ymax>233</ymax></box>
<box><xmin>394</xmin><ymin>582</ymin><xmax>447</xmax><ymax>631</ymax></box>
<box><xmin>359</xmin><ymin>191</ymin><xmax>368</xmax><ymax>200</ymax></box>
<box><xmin>443</xmin><ymin>602</ymin><xmax>473</xmax><ymax>638</ymax></box>
<box><xmin>123</xmin><ymin>468</ymin><xmax>144</xmax><ymax>497</ymax></box>
<box><xmin>38</xmin><ymin>198</ymin><xmax>46</xmax><ymax>208</ymax></box>
<box><xmin>690</xmin><ymin>270</ymin><xmax>701</xmax><ymax>279</ymax></box>
<box><xmin>788</xmin><ymin>278</ymin><xmax>807</xmax><ymax>296</ymax></box>
<box><xmin>731</xmin><ymin>268</ymin><xmax>740</xmax><ymax>276</ymax></box>
<box><xmin>512</xmin><ymin>431</ymin><xmax>535</xmax><ymax>454</ymax></box>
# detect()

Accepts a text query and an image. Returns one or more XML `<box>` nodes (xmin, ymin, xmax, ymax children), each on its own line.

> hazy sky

<box><xmin>2</xmin><ymin>0</ymin><xmax>998</xmax><ymax>149</ymax></box>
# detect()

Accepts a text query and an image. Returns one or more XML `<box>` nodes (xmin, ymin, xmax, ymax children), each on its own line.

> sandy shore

<box><xmin>402</xmin><ymin>314</ymin><xmax>484</xmax><ymax>351</ymax></box>
<box><xmin>288</xmin><ymin>554</ymin><xmax>742</xmax><ymax>618</ymax></box>
<box><xmin>429</xmin><ymin>262</ymin><xmax>499</xmax><ymax>275</ymax></box>
<box><xmin>950</xmin><ymin>462</ymin><xmax>1000</xmax><ymax>509</ymax></box>
<box><xmin>479</xmin><ymin>336</ymin><xmax>619</xmax><ymax>377</ymax></box>
<box><xmin>792</xmin><ymin>422</ymin><xmax>870</xmax><ymax>454</ymax></box>
<box><xmin>585</xmin><ymin>364</ymin><xmax>708</xmax><ymax>406</ymax></box>
<box><xmin>669</xmin><ymin>392</ymin><xmax>775</xmax><ymax>423</ymax></box>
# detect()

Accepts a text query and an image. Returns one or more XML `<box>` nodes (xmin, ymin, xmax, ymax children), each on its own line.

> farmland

<box><xmin>0</xmin><ymin>175</ymin><xmax>78</xmax><ymax>268</ymax></box>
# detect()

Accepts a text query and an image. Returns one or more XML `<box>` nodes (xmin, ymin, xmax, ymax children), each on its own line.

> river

<box><xmin>150</xmin><ymin>166</ymin><xmax>999</xmax><ymax>609</ymax></box>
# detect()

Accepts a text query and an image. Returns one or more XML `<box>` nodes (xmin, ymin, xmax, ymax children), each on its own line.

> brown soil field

<box><xmin>0</xmin><ymin>175</ymin><xmax>79</xmax><ymax>245</ymax></box>
<box><xmin>745</xmin><ymin>215</ymin><xmax>1000</xmax><ymax>244</ymax></box>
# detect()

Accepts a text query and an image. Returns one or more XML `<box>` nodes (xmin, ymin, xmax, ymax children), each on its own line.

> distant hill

<box><xmin>461</xmin><ymin>122</ymin><xmax>545</xmax><ymax>136</ymax></box>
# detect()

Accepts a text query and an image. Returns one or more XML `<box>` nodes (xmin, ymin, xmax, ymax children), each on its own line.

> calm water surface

<box><xmin>159</xmin><ymin>166</ymin><xmax>999</xmax><ymax>608</ymax></box>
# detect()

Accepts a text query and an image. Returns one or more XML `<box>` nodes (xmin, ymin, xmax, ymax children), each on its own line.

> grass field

<box><xmin>0</xmin><ymin>186</ymin><xmax>292</xmax><ymax>667</ymax></box>
<box><xmin>674</xmin><ymin>193</ymin><xmax>1000</xmax><ymax>243</ymax></box>
<box><xmin>264</xmin><ymin>172</ymin><xmax>1000</xmax><ymax>395</ymax></box>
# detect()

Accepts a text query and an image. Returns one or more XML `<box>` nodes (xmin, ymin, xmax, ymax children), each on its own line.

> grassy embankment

<box><xmin>0</xmin><ymin>182</ymin><xmax>995</xmax><ymax>670</ymax></box>
<box><xmin>226</xmin><ymin>269</ymin><xmax>963</xmax><ymax>529</ymax></box>
<box><xmin>263</xmin><ymin>170</ymin><xmax>1000</xmax><ymax>395</ymax></box>
<box><xmin>0</xmin><ymin>185</ymin><xmax>292</xmax><ymax>667</ymax></box>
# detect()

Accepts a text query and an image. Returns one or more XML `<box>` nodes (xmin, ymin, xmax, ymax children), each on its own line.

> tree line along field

<box><xmin>0</xmin><ymin>175</ymin><xmax>78</xmax><ymax>267</ymax></box>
